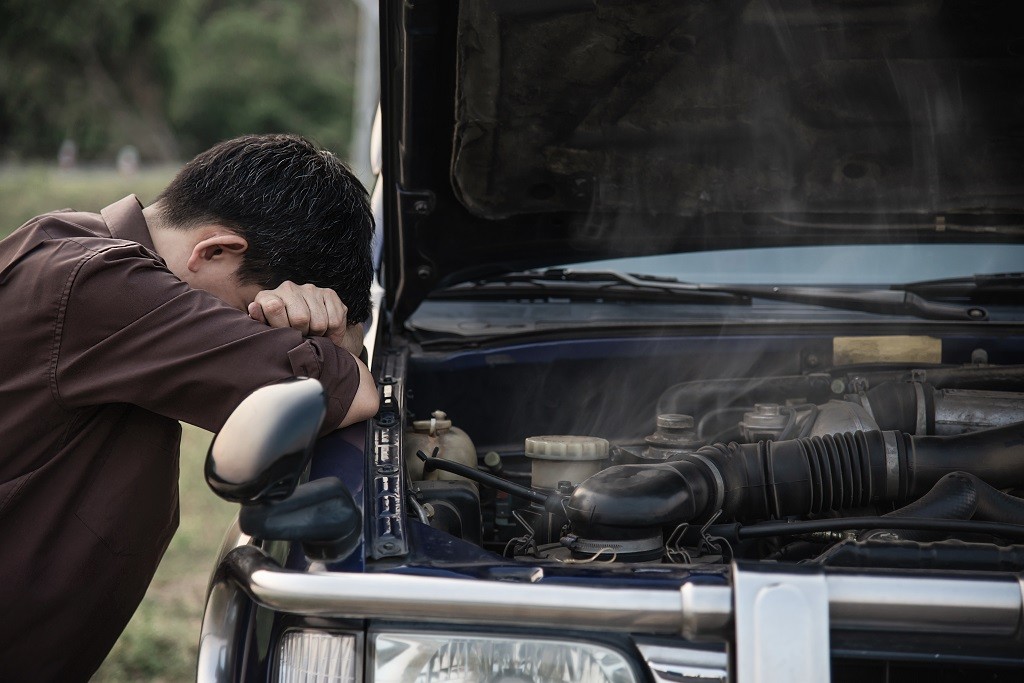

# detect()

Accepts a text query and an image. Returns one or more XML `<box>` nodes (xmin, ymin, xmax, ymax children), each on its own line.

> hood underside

<box><xmin>452</xmin><ymin>0</ymin><xmax>1024</xmax><ymax>219</ymax></box>
<box><xmin>381</xmin><ymin>0</ymin><xmax>1024</xmax><ymax>325</ymax></box>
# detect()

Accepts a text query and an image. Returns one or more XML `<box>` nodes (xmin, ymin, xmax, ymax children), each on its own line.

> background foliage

<box><xmin>0</xmin><ymin>0</ymin><xmax>359</xmax><ymax>162</ymax></box>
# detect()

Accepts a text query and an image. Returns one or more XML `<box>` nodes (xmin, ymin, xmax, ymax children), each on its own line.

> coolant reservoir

<box><xmin>525</xmin><ymin>435</ymin><xmax>609</xmax><ymax>490</ymax></box>
<box><xmin>404</xmin><ymin>410</ymin><xmax>478</xmax><ymax>486</ymax></box>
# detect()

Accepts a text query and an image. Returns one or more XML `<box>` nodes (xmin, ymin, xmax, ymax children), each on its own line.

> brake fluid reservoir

<box><xmin>404</xmin><ymin>410</ymin><xmax>478</xmax><ymax>486</ymax></box>
<box><xmin>525</xmin><ymin>435</ymin><xmax>609</xmax><ymax>490</ymax></box>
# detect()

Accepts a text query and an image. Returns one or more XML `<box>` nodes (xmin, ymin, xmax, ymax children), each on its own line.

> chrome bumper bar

<box><xmin>217</xmin><ymin>545</ymin><xmax>1024</xmax><ymax>636</ymax></box>
<box><xmin>199</xmin><ymin>545</ymin><xmax>1024</xmax><ymax>682</ymax></box>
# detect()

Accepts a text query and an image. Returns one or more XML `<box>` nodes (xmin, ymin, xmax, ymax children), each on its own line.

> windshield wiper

<box><xmin>434</xmin><ymin>268</ymin><xmax>989</xmax><ymax>321</ymax></box>
<box><xmin>900</xmin><ymin>272</ymin><xmax>1024</xmax><ymax>300</ymax></box>
<box><xmin>431</xmin><ymin>269</ymin><xmax>751</xmax><ymax>305</ymax></box>
<box><xmin>711</xmin><ymin>283</ymin><xmax>987</xmax><ymax>321</ymax></box>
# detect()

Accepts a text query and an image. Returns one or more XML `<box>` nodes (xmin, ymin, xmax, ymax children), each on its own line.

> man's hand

<box><xmin>248</xmin><ymin>281</ymin><xmax>364</xmax><ymax>356</ymax></box>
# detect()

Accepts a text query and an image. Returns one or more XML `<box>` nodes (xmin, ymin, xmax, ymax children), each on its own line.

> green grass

<box><xmin>0</xmin><ymin>164</ymin><xmax>177</xmax><ymax>237</ymax></box>
<box><xmin>0</xmin><ymin>165</ymin><xmax>238</xmax><ymax>681</ymax></box>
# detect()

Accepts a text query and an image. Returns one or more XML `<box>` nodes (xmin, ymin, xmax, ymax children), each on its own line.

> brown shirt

<box><xmin>0</xmin><ymin>196</ymin><xmax>361</xmax><ymax>681</ymax></box>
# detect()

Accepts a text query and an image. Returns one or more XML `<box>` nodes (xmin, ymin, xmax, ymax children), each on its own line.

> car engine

<box><xmin>402</xmin><ymin>359</ymin><xmax>1024</xmax><ymax>572</ymax></box>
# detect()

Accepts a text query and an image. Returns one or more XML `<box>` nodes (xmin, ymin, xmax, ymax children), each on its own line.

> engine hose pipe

<box><xmin>416</xmin><ymin>449</ymin><xmax>550</xmax><ymax>506</ymax></box>
<box><xmin>815</xmin><ymin>538</ymin><xmax>1024</xmax><ymax>570</ymax></box>
<box><xmin>708</xmin><ymin>517</ymin><xmax>1024</xmax><ymax>543</ymax></box>
<box><xmin>861</xmin><ymin>471</ymin><xmax>1024</xmax><ymax>541</ymax></box>
<box><xmin>879</xmin><ymin>471</ymin><xmax>978</xmax><ymax>521</ymax></box>
<box><xmin>657</xmin><ymin>366</ymin><xmax>1024</xmax><ymax>429</ymax></box>
<box><xmin>860</xmin><ymin>470</ymin><xmax>977</xmax><ymax>542</ymax></box>
<box><xmin>852</xmin><ymin>364</ymin><xmax>1024</xmax><ymax>393</ymax></box>
<box><xmin>564</xmin><ymin>422</ymin><xmax>1024</xmax><ymax>532</ymax></box>
<box><xmin>861</xmin><ymin>381</ymin><xmax>1024</xmax><ymax>434</ymax></box>
<box><xmin>885</xmin><ymin>471</ymin><xmax>1024</xmax><ymax>526</ymax></box>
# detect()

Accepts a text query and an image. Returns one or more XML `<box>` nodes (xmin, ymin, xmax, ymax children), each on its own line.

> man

<box><xmin>0</xmin><ymin>134</ymin><xmax>379</xmax><ymax>680</ymax></box>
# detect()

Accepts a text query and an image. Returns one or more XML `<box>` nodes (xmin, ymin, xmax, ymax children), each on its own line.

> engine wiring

<box><xmin>718</xmin><ymin>517</ymin><xmax>1024</xmax><ymax>543</ymax></box>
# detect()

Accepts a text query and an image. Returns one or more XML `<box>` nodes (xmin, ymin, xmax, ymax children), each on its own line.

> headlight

<box><xmin>276</xmin><ymin>630</ymin><xmax>357</xmax><ymax>683</ymax></box>
<box><xmin>373</xmin><ymin>632</ymin><xmax>638</xmax><ymax>683</ymax></box>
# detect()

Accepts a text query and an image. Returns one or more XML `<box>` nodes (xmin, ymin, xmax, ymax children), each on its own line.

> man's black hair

<box><xmin>157</xmin><ymin>133</ymin><xmax>374</xmax><ymax>323</ymax></box>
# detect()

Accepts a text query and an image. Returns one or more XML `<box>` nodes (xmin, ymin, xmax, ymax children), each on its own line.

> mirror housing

<box><xmin>239</xmin><ymin>477</ymin><xmax>361</xmax><ymax>561</ymax></box>
<box><xmin>206</xmin><ymin>377</ymin><xmax>327</xmax><ymax>504</ymax></box>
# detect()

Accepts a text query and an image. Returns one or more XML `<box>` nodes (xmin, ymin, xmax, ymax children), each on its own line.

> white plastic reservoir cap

<box><xmin>524</xmin><ymin>435</ymin><xmax>609</xmax><ymax>461</ymax></box>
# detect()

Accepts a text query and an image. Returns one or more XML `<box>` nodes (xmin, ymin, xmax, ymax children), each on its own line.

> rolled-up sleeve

<box><xmin>51</xmin><ymin>242</ymin><xmax>361</xmax><ymax>432</ymax></box>
<box><xmin>285</xmin><ymin>338</ymin><xmax>361</xmax><ymax>432</ymax></box>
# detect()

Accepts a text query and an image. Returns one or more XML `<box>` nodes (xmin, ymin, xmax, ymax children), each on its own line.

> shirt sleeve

<box><xmin>52</xmin><ymin>242</ymin><xmax>361</xmax><ymax>433</ymax></box>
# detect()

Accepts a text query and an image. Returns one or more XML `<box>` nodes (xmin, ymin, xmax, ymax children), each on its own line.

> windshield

<box><xmin>574</xmin><ymin>244</ymin><xmax>1024</xmax><ymax>286</ymax></box>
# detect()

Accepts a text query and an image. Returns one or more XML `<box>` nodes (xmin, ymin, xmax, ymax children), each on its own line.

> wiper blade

<box><xmin>431</xmin><ymin>269</ymin><xmax>750</xmax><ymax>305</ymax></box>
<box><xmin>900</xmin><ymin>272</ymin><xmax>1024</xmax><ymax>299</ymax></box>
<box><xmin>437</xmin><ymin>269</ymin><xmax>988</xmax><ymax>320</ymax></box>
<box><xmin>711</xmin><ymin>284</ymin><xmax>988</xmax><ymax>321</ymax></box>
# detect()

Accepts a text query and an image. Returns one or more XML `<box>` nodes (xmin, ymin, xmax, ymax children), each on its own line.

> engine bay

<box><xmin>398</xmin><ymin>335</ymin><xmax>1024</xmax><ymax>572</ymax></box>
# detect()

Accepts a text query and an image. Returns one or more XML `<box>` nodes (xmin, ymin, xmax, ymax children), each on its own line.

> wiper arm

<box><xmin>705</xmin><ymin>284</ymin><xmax>988</xmax><ymax>321</ymax></box>
<box><xmin>438</xmin><ymin>269</ymin><xmax>988</xmax><ymax>320</ymax></box>
<box><xmin>585</xmin><ymin>270</ymin><xmax>989</xmax><ymax>319</ymax></box>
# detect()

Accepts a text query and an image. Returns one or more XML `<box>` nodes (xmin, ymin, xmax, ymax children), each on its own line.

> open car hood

<box><xmin>379</xmin><ymin>0</ymin><xmax>1024</xmax><ymax>325</ymax></box>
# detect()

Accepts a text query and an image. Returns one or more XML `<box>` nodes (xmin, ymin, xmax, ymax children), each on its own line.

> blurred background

<box><xmin>0</xmin><ymin>0</ymin><xmax>378</xmax><ymax>679</ymax></box>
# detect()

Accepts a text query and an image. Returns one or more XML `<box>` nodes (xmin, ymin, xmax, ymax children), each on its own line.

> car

<box><xmin>197</xmin><ymin>1</ymin><xmax>1024</xmax><ymax>681</ymax></box>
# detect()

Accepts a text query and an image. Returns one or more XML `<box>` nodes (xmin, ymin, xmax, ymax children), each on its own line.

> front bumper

<box><xmin>198</xmin><ymin>544</ymin><xmax>1024</xmax><ymax>682</ymax></box>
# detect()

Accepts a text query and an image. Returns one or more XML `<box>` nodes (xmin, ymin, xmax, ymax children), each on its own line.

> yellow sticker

<box><xmin>833</xmin><ymin>335</ymin><xmax>942</xmax><ymax>365</ymax></box>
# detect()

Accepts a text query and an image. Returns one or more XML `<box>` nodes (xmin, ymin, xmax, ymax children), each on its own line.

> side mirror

<box><xmin>205</xmin><ymin>377</ymin><xmax>327</xmax><ymax>504</ymax></box>
<box><xmin>207</xmin><ymin>378</ymin><xmax>363</xmax><ymax>561</ymax></box>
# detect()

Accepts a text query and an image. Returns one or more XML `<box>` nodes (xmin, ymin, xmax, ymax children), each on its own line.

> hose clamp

<box><xmin>913</xmin><ymin>382</ymin><xmax>928</xmax><ymax>435</ymax></box>
<box><xmin>687</xmin><ymin>453</ymin><xmax>726</xmax><ymax>513</ymax></box>
<box><xmin>881</xmin><ymin>430</ymin><xmax>900</xmax><ymax>501</ymax></box>
<box><xmin>568</xmin><ymin>535</ymin><xmax>664</xmax><ymax>555</ymax></box>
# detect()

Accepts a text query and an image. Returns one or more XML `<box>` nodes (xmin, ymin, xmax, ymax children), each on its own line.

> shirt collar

<box><xmin>101</xmin><ymin>195</ymin><xmax>157</xmax><ymax>253</ymax></box>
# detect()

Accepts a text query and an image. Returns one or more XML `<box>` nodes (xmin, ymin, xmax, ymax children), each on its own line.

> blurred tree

<box><xmin>0</xmin><ymin>0</ymin><xmax>359</xmax><ymax>162</ymax></box>
<box><xmin>0</xmin><ymin>0</ymin><xmax>179</xmax><ymax>160</ymax></box>
<box><xmin>166</xmin><ymin>0</ymin><xmax>357</xmax><ymax>157</ymax></box>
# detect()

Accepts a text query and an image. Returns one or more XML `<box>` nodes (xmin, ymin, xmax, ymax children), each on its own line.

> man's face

<box><xmin>165</xmin><ymin>229</ymin><xmax>263</xmax><ymax>312</ymax></box>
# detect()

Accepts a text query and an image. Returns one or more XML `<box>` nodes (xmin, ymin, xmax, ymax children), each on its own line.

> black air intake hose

<box><xmin>565</xmin><ymin>422</ymin><xmax>1024</xmax><ymax>534</ymax></box>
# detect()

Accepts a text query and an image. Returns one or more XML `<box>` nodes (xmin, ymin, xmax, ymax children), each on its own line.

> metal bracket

<box><xmin>398</xmin><ymin>188</ymin><xmax>436</xmax><ymax>216</ymax></box>
<box><xmin>732</xmin><ymin>563</ymin><xmax>830</xmax><ymax>683</ymax></box>
<box><xmin>369</xmin><ymin>349</ymin><xmax>409</xmax><ymax>559</ymax></box>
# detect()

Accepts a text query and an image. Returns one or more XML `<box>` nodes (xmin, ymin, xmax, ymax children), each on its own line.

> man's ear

<box><xmin>186</xmin><ymin>233</ymin><xmax>249</xmax><ymax>273</ymax></box>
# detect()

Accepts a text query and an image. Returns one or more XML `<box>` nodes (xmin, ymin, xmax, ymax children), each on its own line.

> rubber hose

<box><xmin>968</xmin><ymin>472</ymin><xmax>1024</xmax><ymax>525</ymax></box>
<box><xmin>882</xmin><ymin>472</ymin><xmax>978</xmax><ymax>521</ymax></box>
<box><xmin>566</xmin><ymin>422</ymin><xmax>1024</xmax><ymax>533</ymax></box>
<box><xmin>865</xmin><ymin>471</ymin><xmax>1024</xmax><ymax>540</ymax></box>
<box><xmin>905</xmin><ymin>424</ymin><xmax>1024</xmax><ymax>497</ymax></box>
<box><xmin>862</xmin><ymin>472</ymin><xmax>979</xmax><ymax>541</ymax></box>
<box><xmin>855</xmin><ymin>364</ymin><xmax>1024</xmax><ymax>392</ymax></box>
<box><xmin>659</xmin><ymin>366</ymin><xmax>1024</xmax><ymax>426</ymax></box>
<box><xmin>879</xmin><ymin>471</ymin><xmax>1024</xmax><ymax>525</ymax></box>
<box><xmin>416</xmin><ymin>450</ymin><xmax>549</xmax><ymax>505</ymax></box>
